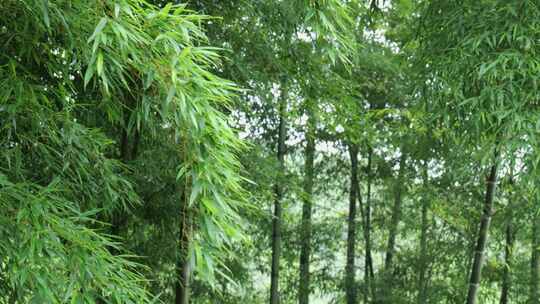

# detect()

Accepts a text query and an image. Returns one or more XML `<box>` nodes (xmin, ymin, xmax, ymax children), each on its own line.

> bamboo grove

<box><xmin>1</xmin><ymin>0</ymin><xmax>540</xmax><ymax>304</ymax></box>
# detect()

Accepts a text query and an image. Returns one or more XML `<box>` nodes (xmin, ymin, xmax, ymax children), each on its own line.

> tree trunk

<box><xmin>383</xmin><ymin>151</ymin><xmax>407</xmax><ymax>301</ymax></box>
<box><xmin>270</xmin><ymin>83</ymin><xmax>288</xmax><ymax>304</ymax></box>
<box><xmin>499</xmin><ymin>218</ymin><xmax>513</xmax><ymax>304</ymax></box>
<box><xmin>345</xmin><ymin>143</ymin><xmax>359</xmax><ymax>304</ymax></box>
<box><xmin>363</xmin><ymin>147</ymin><xmax>375</xmax><ymax>303</ymax></box>
<box><xmin>466</xmin><ymin>161</ymin><xmax>498</xmax><ymax>304</ymax></box>
<box><xmin>530</xmin><ymin>208</ymin><xmax>540</xmax><ymax>304</ymax></box>
<box><xmin>500</xmin><ymin>176</ymin><xmax>514</xmax><ymax>304</ymax></box>
<box><xmin>175</xmin><ymin>206</ymin><xmax>192</xmax><ymax>304</ymax></box>
<box><xmin>417</xmin><ymin>163</ymin><xmax>429</xmax><ymax>304</ymax></box>
<box><xmin>175</xmin><ymin>254</ymin><xmax>191</xmax><ymax>304</ymax></box>
<box><xmin>298</xmin><ymin>104</ymin><xmax>316</xmax><ymax>304</ymax></box>
<box><xmin>111</xmin><ymin>110</ymin><xmax>140</xmax><ymax>250</ymax></box>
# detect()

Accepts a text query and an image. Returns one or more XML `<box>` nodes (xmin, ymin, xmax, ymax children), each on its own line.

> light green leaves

<box><xmin>0</xmin><ymin>0</ymin><xmax>248</xmax><ymax>301</ymax></box>
<box><xmin>88</xmin><ymin>17</ymin><xmax>109</xmax><ymax>43</ymax></box>
<box><xmin>0</xmin><ymin>176</ymin><xmax>151</xmax><ymax>303</ymax></box>
<box><xmin>96</xmin><ymin>52</ymin><xmax>104</xmax><ymax>76</ymax></box>
<box><xmin>40</xmin><ymin>0</ymin><xmax>50</xmax><ymax>27</ymax></box>
<box><xmin>303</xmin><ymin>0</ymin><xmax>357</xmax><ymax>65</ymax></box>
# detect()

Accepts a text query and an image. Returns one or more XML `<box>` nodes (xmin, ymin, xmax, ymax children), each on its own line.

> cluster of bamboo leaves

<box><xmin>1</xmin><ymin>0</ymin><xmax>248</xmax><ymax>302</ymax></box>
<box><xmin>5</xmin><ymin>0</ymin><xmax>540</xmax><ymax>303</ymax></box>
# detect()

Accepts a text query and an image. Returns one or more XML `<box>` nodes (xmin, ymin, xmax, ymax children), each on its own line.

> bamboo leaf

<box><xmin>88</xmin><ymin>18</ymin><xmax>108</xmax><ymax>43</ymax></box>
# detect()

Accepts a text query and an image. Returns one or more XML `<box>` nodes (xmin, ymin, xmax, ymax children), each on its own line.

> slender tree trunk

<box><xmin>364</xmin><ymin>147</ymin><xmax>375</xmax><ymax>303</ymax></box>
<box><xmin>417</xmin><ymin>163</ymin><xmax>429</xmax><ymax>304</ymax></box>
<box><xmin>345</xmin><ymin>143</ymin><xmax>359</xmax><ymax>304</ymax></box>
<box><xmin>113</xmin><ymin>121</ymin><xmax>130</xmax><ymax>242</ymax></box>
<box><xmin>466</xmin><ymin>160</ymin><xmax>499</xmax><ymax>304</ymax></box>
<box><xmin>270</xmin><ymin>83</ymin><xmax>288</xmax><ymax>304</ymax></box>
<box><xmin>118</xmin><ymin>96</ymin><xmax>140</xmax><ymax>162</ymax></box>
<box><xmin>382</xmin><ymin>151</ymin><xmax>407</xmax><ymax>302</ymax></box>
<box><xmin>298</xmin><ymin>104</ymin><xmax>316</xmax><ymax>304</ymax></box>
<box><xmin>530</xmin><ymin>209</ymin><xmax>540</xmax><ymax>304</ymax></box>
<box><xmin>175</xmin><ymin>252</ymin><xmax>191</xmax><ymax>304</ymax></box>
<box><xmin>111</xmin><ymin>110</ymin><xmax>140</xmax><ymax>249</ymax></box>
<box><xmin>175</xmin><ymin>206</ymin><xmax>192</xmax><ymax>304</ymax></box>
<box><xmin>499</xmin><ymin>218</ymin><xmax>513</xmax><ymax>304</ymax></box>
<box><xmin>500</xmin><ymin>176</ymin><xmax>514</xmax><ymax>304</ymax></box>
<box><xmin>132</xmin><ymin>129</ymin><xmax>141</xmax><ymax>159</ymax></box>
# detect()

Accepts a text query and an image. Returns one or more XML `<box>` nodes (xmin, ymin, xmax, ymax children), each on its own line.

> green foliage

<box><xmin>4</xmin><ymin>0</ymin><xmax>540</xmax><ymax>303</ymax></box>
<box><xmin>0</xmin><ymin>176</ymin><xmax>150</xmax><ymax>303</ymax></box>
<box><xmin>419</xmin><ymin>1</ymin><xmax>540</xmax><ymax>153</ymax></box>
<box><xmin>1</xmin><ymin>0</ymin><xmax>248</xmax><ymax>302</ymax></box>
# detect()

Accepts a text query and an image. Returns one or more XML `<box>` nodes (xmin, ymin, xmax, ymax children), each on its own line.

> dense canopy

<box><xmin>1</xmin><ymin>1</ymin><xmax>540</xmax><ymax>304</ymax></box>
